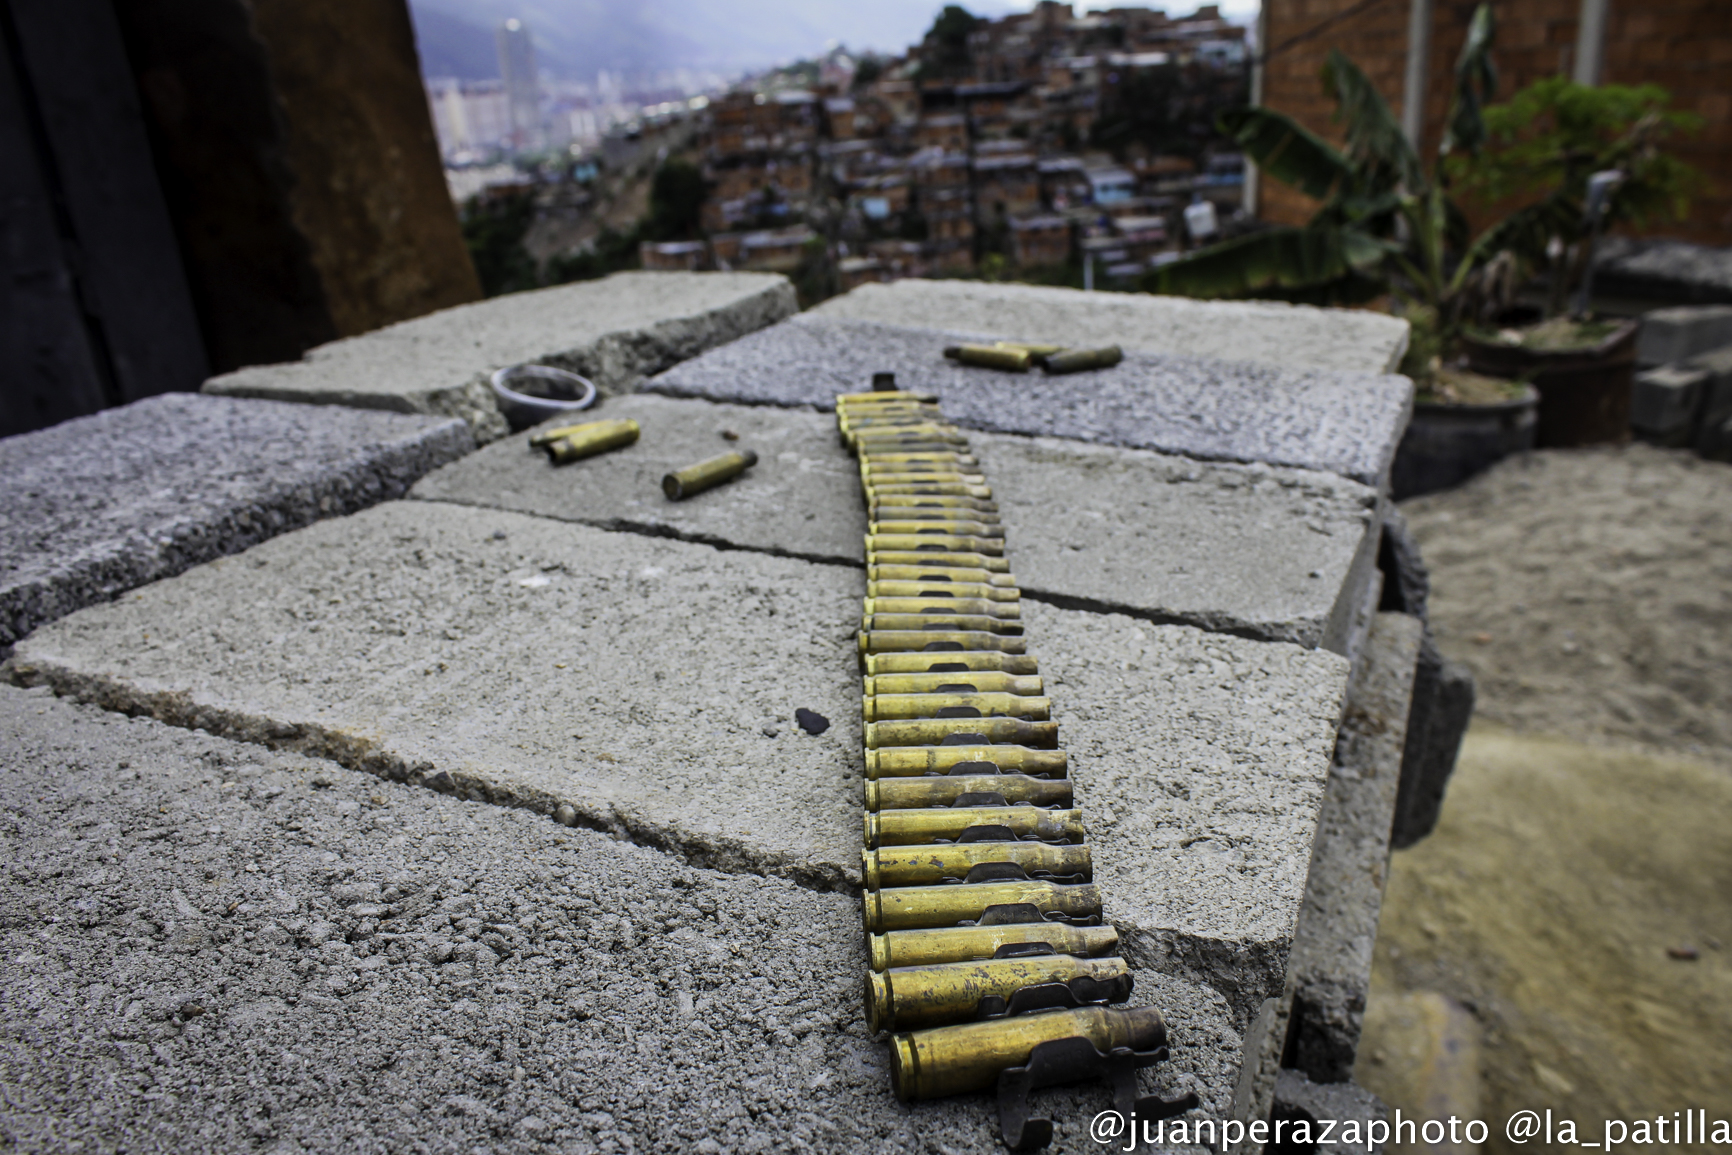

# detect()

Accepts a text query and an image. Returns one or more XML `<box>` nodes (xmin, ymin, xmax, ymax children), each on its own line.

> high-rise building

<box><xmin>495</xmin><ymin>18</ymin><xmax>540</xmax><ymax>149</ymax></box>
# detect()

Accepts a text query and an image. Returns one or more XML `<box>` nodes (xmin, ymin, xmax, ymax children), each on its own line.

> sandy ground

<box><xmin>1356</xmin><ymin>445</ymin><xmax>1732</xmax><ymax>1153</ymax></box>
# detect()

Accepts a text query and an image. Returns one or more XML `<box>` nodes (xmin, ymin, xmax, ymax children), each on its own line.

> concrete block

<box><xmin>1630</xmin><ymin>364</ymin><xmax>1708</xmax><ymax>445</ymax></box>
<box><xmin>648</xmin><ymin>315</ymin><xmax>1414</xmax><ymax>486</ymax></box>
<box><xmin>204</xmin><ymin>271</ymin><xmax>797</xmax><ymax>443</ymax></box>
<box><xmin>1272</xmin><ymin>1070</ymin><xmax>1390</xmax><ymax>1154</ymax></box>
<box><xmin>810</xmin><ymin>279</ymin><xmax>1412</xmax><ymax>374</ymax></box>
<box><xmin>0</xmin><ymin>683</ymin><xmax>1239</xmax><ymax>1152</ymax></box>
<box><xmin>1690</xmin><ymin>344</ymin><xmax>1732</xmax><ymax>460</ymax></box>
<box><xmin>12</xmin><ymin>500</ymin><xmax>1349</xmax><ymax>1020</ymax></box>
<box><xmin>1636</xmin><ymin>304</ymin><xmax>1732</xmax><ymax>366</ymax></box>
<box><xmin>0</xmin><ymin>393</ymin><xmax>472</xmax><ymax>657</ymax></box>
<box><xmin>412</xmin><ymin>394</ymin><xmax>1383</xmax><ymax>650</ymax></box>
<box><xmin>1287</xmin><ymin>613</ymin><xmax>1423</xmax><ymax>1084</ymax></box>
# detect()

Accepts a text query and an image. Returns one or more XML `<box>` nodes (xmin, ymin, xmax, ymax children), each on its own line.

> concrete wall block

<box><xmin>1272</xmin><ymin>1069</ymin><xmax>1390</xmax><ymax>1154</ymax></box>
<box><xmin>1637</xmin><ymin>304</ymin><xmax>1732</xmax><ymax>366</ymax></box>
<box><xmin>1631</xmin><ymin>363</ymin><xmax>1709</xmax><ymax>443</ymax></box>
<box><xmin>1690</xmin><ymin>344</ymin><xmax>1732</xmax><ymax>458</ymax></box>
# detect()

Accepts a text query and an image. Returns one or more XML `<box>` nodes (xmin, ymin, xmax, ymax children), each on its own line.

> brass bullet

<box><xmin>863</xmin><ymin>671</ymin><xmax>1041</xmax><ymax>696</ymax></box>
<box><xmin>866</xmin><ymin>773</ymin><xmax>1073</xmax><ymax>810</ymax></box>
<box><xmin>862</xmin><ymin>879</ymin><xmax>1100</xmax><ymax>933</ymax></box>
<box><xmin>866</xmin><ymin>566</ymin><xmax>1016</xmax><ymax>586</ymax></box>
<box><xmin>865</xmin><ymin>582</ymin><xmax>1019</xmax><ymax>602</ymax></box>
<box><xmin>863</xmin><ymin>718</ymin><xmax>1058</xmax><ymax>749</ymax></box>
<box><xmin>993</xmin><ymin>341</ymin><xmax>1066</xmax><ymax>360</ymax></box>
<box><xmin>857</xmin><ymin>615</ymin><xmax>1023</xmax><ymax>637</ymax></box>
<box><xmin>862</xmin><ymin>843</ymin><xmax>1091</xmax><ymax>889</ymax></box>
<box><xmin>543</xmin><ymin>419</ymin><xmax>641</xmax><ymax>463</ymax></box>
<box><xmin>865</xmin><ymin>483</ymin><xmax>995</xmax><ymax>499</ymax></box>
<box><xmin>861</xmin><ymin>692</ymin><xmax>1050</xmax><ymax>723</ymax></box>
<box><xmin>662</xmin><ymin>450</ymin><xmax>758</xmax><ymax>500</ymax></box>
<box><xmin>866</xmin><ymin>955</ymin><xmax>1132</xmax><ymax>1033</ymax></box>
<box><xmin>860</xmin><ymin>598</ymin><xmax>1020</xmax><ymax>619</ymax></box>
<box><xmin>864</xmin><ymin>806</ymin><xmax>1084</xmax><ymax>847</ymax></box>
<box><xmin>868</xmin><ymin>921</ymin><xmax>1119</xmax><ymax>972</ymax></box>
<box><xmin>849</xmin><ymin>424</ymin><xmax>966</xmax><ymax>444</ymax></box>
<box><xmin>868</xmin><ymin>495</ymin><xmax>999</xmax><ymax>513</ymax></box>
<box><xmin>1041</xmin><ymin>345</ymin><xmax>1124</xmax><ymax>374</ymax></box>
<box><xmin>867</xmin><ymin>521</ymin><xmax>1004</xmax><ymax>539</ymax></box>
<box><xmin>867</xmin><ymin>507</ymin><xmax>1002</xmax><ymax>525</ymax></box>
<box><xmin>854</xmin><ymin>453</ymin><xmax>979</xmax><ymax>467</ymax></box>
<box><xmin>836</xmin><ymin>390</ymin><xmax>939</xmax><ymax>404</ymax></box>
<box><xmin>865</xmin><ymin>534</ymin><xmax>1004</xmax><ymax>557</ymax></box>
<box><xmin>889</xmin><ymin>1005</ymin><xmax>1167</xmax><ymax>1101</ymax></box>
<box><xmin>866</xmin><ymin>551</ymin><xmax>1008</xmax><ymax>572</ymax></box>
<box><xmin>862</xmin><ymin>746</ymin><xmax>1066</xmax><ymax>779</ymax></box>
<box><xmin>857</xmin><ymin>630</ymin><xmax>1027</xmax><ymax>657</ymax></box>
<box><xmin>943</xmin><ymin>344</ymin><xmax>1032</xmax><ymax>372</ymax></box>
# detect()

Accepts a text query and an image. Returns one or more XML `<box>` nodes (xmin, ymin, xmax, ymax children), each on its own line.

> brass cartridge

<box><xmin>866</xmin><ymin>955</ymin><xmax>1132</xmax><ymax>1033</ymax></box>
<box><xmin>867</xmin><ymin>774</ymin><xmax>1074</xmax><ymax>810</ymax></box>
<box><xmin>993</xmin><ymin>341</ymin><xmax>1066</xmax><ymax>359</ymax></box>
<box><xmin>862</xmin><ymin>843</ymin><xmax>1091</xmax><ymax>889</ymax></box>
<box><xmin>868</xmin><ymin>495</ymin><xmax>1000</xmax><ymax>513</ymax></box>
<box><xmin>865</xmin><ymin>551</ymin><xmax>1008</xmax><ymax>572</ymax></box>
<box><xmin>860</xmin><ymin>461</ymin><xmax>986</xmax><ymax>479</ymax></box>
<box><xmin>865</xmin><ymin>483</ymin><xmax>995</xmax><ymax>499</ymax></box>
<box><xmin>662</xmin><ymin>450</ymin><xmax>758</xmax><ymax>500</ymax></box>
<box><xmin>849</xmin><ymin>424</ymin><xmax>967</xmax><ymax>444</ymax></box>
<box><xmin>868</xmin><ymin>921</ymin><xmax>1120</xmax><ymax>972</ymax></box>
<box><xmin>943</xmin><ymin>344</ymin><xmax>1032</xmax><ymax>372</ymax></box>
<box><xmin>861</xmin><ymin>692</ymin><xmax>1051</xmax><ymax>723</ymax></box>
<box><xmin>866</xmin><ymin>566</ymin><xmax>1016</xmax><ymax>587</ymax></box>
<box><xmin>843</xmin><ymin>412</ymin><xmax>947</xmax><ymax>429</ymax></box>
<box><xmin>865</xmin><ymin>806</ymin><xmax>1084</xmax><ymax>847</ymax></box>
<box><xmin>865</xmin><ymin>534</ymin><xmax>1005</xmax><ymax>557</ymax></box>
<box><xmin>858</xmin><ymin>617</ymin><xmax>1023</xmax><ymax>640</ymax></box>
<box><xmin>860</xmin><ymin>598</ymin><xmax>1019</xmax><ymax>619</ymax></box>
<box><xmin>836</xmin><ymin>390</ymin><xmax>939</xmax><ymax>404</ymax></box>
<box><xmin>863</xmin><ymin>745</ymin><xmax>1066</xmax><ymax>779</ymax></box>
<box><xmin>857</xmin><ymin>630</ymin><xmax>1027</xmax><ymax>656</ymax></box>
<box><xmin>544</xmin><ymin>419</ymin><xmax>641</xmax><ymax>463</ymax></box>
<box><xmin>868</xmin><ymin>521</ymin><xmax>1004</xmax><ymax>539</ymax></box>
<box><xmin>862</xmin><ymin>879</ymin><xmax>1101</xmax><ymax>933</ymax></box>
<box><xmin>864</xmin><ymin>474</ymin><xmax>989</xmax><ymax>492</ymax></box>
<box><xmin>889</xmin><ymin>1005</ymin><xmax>1168</xmax><ymax>1101</ymax></box>
<box><xmin>854</xmin><ymin>453</ymin><xmax>979</xmax><ymax>468</ymax></box>
<box><xmin>864</xmin><ymin>718</ymin><xmax>1058</xmax><ymax>749</ymax></box>
<box><xmin>863</xmin><ymin>671</ymin><xmax>1041</xmax><ymax>696</ymax></box>
<box><xmin>861</xmin><ymin>652</ymin><xmax>1038</xmax><ymax>676</ymax></box>
<box><xmin>867</xmin><ymin>507</ymin><xmax>1002</xmax><ymax>525</ymax></box>
<box><xmin>530</xmin><ymin>419</ymin><xmax>619</xmax><ymax>449</ymax></box>
<box><xmin>1042</xmin><ymin>345</ymin><xmax>1124</xmax><ymax>374</ymax></box>
<box><xmin>866</xmin><ymin>582</ymin><xmax>1019</xmax><ymax>602</ymax></box>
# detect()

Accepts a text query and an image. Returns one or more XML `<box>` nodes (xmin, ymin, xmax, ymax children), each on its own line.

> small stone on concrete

<box><xmin>0</xmin><ymin>393</ymin><xmax>472</xmax><ymax>656</ymax></box>
<box><xmin>795</xmin><ymin>707</ymin><xmax>830</xmax><ymax>735</ymax></box>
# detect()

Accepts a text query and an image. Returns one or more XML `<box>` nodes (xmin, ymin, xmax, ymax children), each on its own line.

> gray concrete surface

<box><xmin>0</xmin><ymin>682</ymin><xmax>1237</xmax><ymax>1154</ymax></box>
<box><xmin>11</xmin><ymin>500</ymin><xmax>1348</xmax><ymax>1020</ymax></box>
<box><xmin>1635</xmin><ymin>303</ymin><xmax>1732</xmax><ymax>366</ymax></box>
<box><xmin>0</xmin><ymin>393</ymin><xmax>472</xmax><ymax>658</ymax></box>
<box><xmin>1271</xmin><ymin>1070</ymin><xmax>1389</xmax><ymax>1155</ymax></box>
<box><xmin>412</xmin><ymin>394</ymin><xmax>1382</xmax><ymax>649</ymax></box>
<box><xmin>204</xmin><ymin>272</ymin><xmax>797</xmax><ymax>443</ymax></box>
<box><xmin>647</xmin><ymin>315</ymin><xmax>1413</xmax><ymax>485</ymax></box>
<box><xmin>810</xmin><ymin>280</ymin><xmax>1411</xmax><ymax>375</ymax></box>
<box><xmin>1286</xmin><ymin>613</ymin><xmax>1422</xmax><ymax>1084</ymax></box>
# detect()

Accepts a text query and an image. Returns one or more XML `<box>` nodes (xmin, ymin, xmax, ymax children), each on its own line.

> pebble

<box><xmin>794</xmin><ymin>708</ymin><xmax>829</xmax><ymax>735</ymax></box>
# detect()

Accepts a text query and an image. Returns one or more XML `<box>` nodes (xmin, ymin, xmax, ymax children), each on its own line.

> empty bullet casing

<box><xmin>867</xmin><ymin>774</ymin><xmax>1074</xmax><ymax>810</ymax></box>
<box><xmin>863</xmin><ymin>746</ymin><xmax>1066</xmax><ymax>779</ymax></box>
<box><xmin>865</xmin><ymin>806</ymin><xmax>1084</xmax><ymax>847</ymax></box>
<box><xmin>662</xmin><ymin>450</ymin><xmax>758</xmax><ymax>499</ymax></box>
<box><xmin>864</xmin><ymin>718</ymin><xmax>1058</xmax><ymax>749</ymax></box>
<box><xmin>862</xmin><ymin>692</ymin><xmax>1051</xmax><ymax>723</ymax></box>
<box><xmin>861</xmin><ymin>652</ymin><xmax>1039</xmax><ymax>677</ymax></box>
<box><xmin>858</xmin><ymin>630</ymin><xmax>1028</xmax><ymax>657</ymax></box>
<box><xmin>866</xmin><ymin>566</ymin><xmax>1016</xmax><ymax>587</ymax></box>
<box><xmin>864</xmin><ymin>672</ymin><xmax>1041</xmax><ymax>696</ymax></box>
<box><xmin>866</xmin><ymin>582</ymin><xmax>1019</xmax><ymax>602</ymax></box>
<box><xmin>1042</xmin><ymin>345</ymin><xmax>1124</xmax><ymax>374</ymax></box>
<box><xmin>544</xmin><ymin>419</ymin><xmax>641</xmax><ymax>463</ymax></box>
<box><xmin>889</xmin><ymin>1005</ymin><xmax>1168</xmax><ymax>1101</ymax></box>
<box><xmin>869</xmin><ymin>496</ymin><xmax>999</xmax><ymax>513</ymax></box>
<box><xmin>530</xmin><ymin>419</ymin><xmax>616</xmax><ymax>449</ymax></box>
<box><xmin>849</xmin><ymin>424</ymin><xmax>967</xmax><ymax>444</ymax></box>
<box><xmin>855</xmin><ymin>453</ymin><xmax>979</xmax><ymax>467</ymax></box>
<box><xmin>992</xmin><ymin>341</ymin><xmax>1066</xmax><ymax>358</ymax></box>
<box><xmin>859</xmin><ymin>615</ymin><xmax>1023</xmax><ymax>638</ymax></box>
<box><xmin>868</xmin><ymin>508</ymin><xmax>1003</xmax><ymax>526</ymax></box>
<box><xmin>861</xmin><ymin>598</ymin><xmax>1019</xmax><ymax>620</ymax></box>
<box><xmin>836</xmin><ymin>390</ymin><xmax>939</xmax><ymax>404</ymax></box>
<box><xmin>863</xmin><ymin>843</ymin><xmax>1091</xmax><ymax>888</ymax></box>
<box><xmin>866</xmin><ymin>483</ymin><xmax>996</xmax><ymax>499</ymax></box>
<box><xmin>868</xmin><ymin>521</ymin><xmax>1004</xmax><ymax>539</ymax></box>
<box><xmin>863</xmin><ymin>879</ymin><xmax>1101</xmax><ymax>933</ymax></box>
<box><xmin>944</xmin><ymin>344</ymin><xmax>1032</xmax><ymax>371</ymax></box>
<box><xmin>866</xmin><ymin>955</ymin><xmax>1133</xmax><ymax>1033</ymax></box>
<box><xmin>869</xmin><ymin>922</ymin><xmax>1120</xmax><ymax>972</ymax></box>
<box><xmin>865</xmin><ymin>534</ymin><xmax>1004</xmax><ymax>557</ymax></box>
<box><xmin>865</xmin><ymin>551</ymin><xmax>1008</xmax><ymax>572</ymax></box>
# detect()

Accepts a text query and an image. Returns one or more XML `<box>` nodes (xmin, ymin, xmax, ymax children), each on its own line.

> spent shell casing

<box><xmin>857</xmin><ymin>630</ymin><xmax>1027</xmax><ymax>657</ymax></box>
<box><xmin>943</xmin><ymin>344</ymin><xmax>1032</xmax><ymax>372</ymax></box>
<box><xmin>865</xmin><ymin>534</ymin><xmax>1004</xmax><ymax>557</ymax></box>
<box><xmin>863</xmin><ymin>879</ymin><xmax>1100</xmax><ymax>934</ymax></box>
<box><xmin>858</xmin><ymin>615</ymin><xmax>1023</xmax><ymax>637</ymax></box>
<box><xmin>863</xmin><ymin>746</ymin><xmax>1066</xmax><ymax>779</ymax></box>
<box><xmin>857</xmin><ymin>440</ymin><xmax>972</xmax><ymax>454</ymax></box>
<box><xmin>866</xmin><ymin>955</ymin><xmax>1132</xmax><ymax>1033</ymax></box>
<box><xmin>544</xmin><ymin>419</ymin><xmax>641</xmax><ymax>463</ymax></box>
<box><xmin>868</xmin><ymin>921</ymin><xmax>1120</xmax><ymax>972</ymax></box>
<box><xmin>861</xmin><ymin>692</ymin><xmax>1051</xmax><ymax>723</ymax></box>
<box><xmin>530</xmin><ymin>419</ymin><xmax>612</xmax><ymax>449</ymax></box>
<box><xmin>865</xmin><ymin>483</ymin><xmax>995</xmax><ymax>499</ymax></box>
<box><xmin>860</xmin><ymin>459</ymin><xmax>983</xmax><ymax>476</ymax></box>
<box><xmin>866</xmin><ymin>581</ymin><xmax>1019</xmax><ymax>602</ymax></box>
<box><xmin>866</xmin><ymin>506</ymin><xmax>1002</xmax><ymax>524</ymax></box>
<box><xmin>836</xmin><ymin>390</ymin><xmax>940</xmax><ymax>404</ymax></box>
<box><xmin>662</xmin><ymin>450</ymin><xmax>758</xmax><ymax>500</ymax></box>
<box><xmin>1042</xmin><ymin>345</ymin><xmax>1124</xmax><ymax>374</ymax></box>
<box><xmin>992</xmin><ymin>341</ymin><xmax>1067</xmax><ymax>358</ymax></box>
<box><xmin>861</xmin><ymin>598</ymin><xmax>1019</xmax><ymax>619</ymax></box>
<box><xmin>850</xmin><ymin>424</ymin><xmax>966</xmax><ymax>443</ymax></box>
<box><xmin>863</xmin><ymin>671</ymin><xmax>1041</xmax><ymax>696</ymax></box>
<box><xmin>864</xmin><ymin>717</ymin><xmax>1058</xmax><ymax>749</ymax></box>
<box><xmin>861</xmin><ymin>652</ymin><xmax>1039</xmax><ymax>677</ymax></box>
<box><xmin>862</xmin><ymin>842</ymin><xmax>1091</xmax><ymax>889</ymax></box>
<box><xmin>854</xmin><ymin>453</ymin><xmax>979</xmax><ymax>467</ymax></box>
<box><xmin>843</xmin><ymin>412</ymin><xmax>947</xmax><ymax>429</ymax></box>
<box><xmin>863</xmin><ymin>474</ymin><xmax>988</xmax><ymax>491</ymax></box>
<box><xmin>866</xmin><ymin>773</ymin><xmax>1074</xmax><ymax>810</ymax></box>
<box><xmin>864</xmin><ymin>806</ymin><xmax>1084</xmax><ymax>848</ymax></box>
<box><xmin>868</xmin><ymin>521</ymin><xmax>1004</xmax><ymax>539</ymax></box>
<box><xmin>869</xmin><ymin>495</ymin><xmax>1000</xmax><ymax>513</ymax></box>
<box><xmin>889</xmin><ymin>1005</ymin><xmax>1166</xmax><ymax>1101</ymax></box>
<box><xmin>865</xmin><ymin>551</ymin><xmax>1008</xmax><ymax>572</ymax></box>
<box><xmin>866</xmin><ymin>566</ymin><xmax>1016</xmax><ymax>587</ymax></box>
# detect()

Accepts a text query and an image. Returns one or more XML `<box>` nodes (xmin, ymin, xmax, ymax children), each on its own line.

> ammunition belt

<box><xmin>838</xmin><ymin>390</ymin><xmax>1197</xmax><ymax>1147</ymax></box>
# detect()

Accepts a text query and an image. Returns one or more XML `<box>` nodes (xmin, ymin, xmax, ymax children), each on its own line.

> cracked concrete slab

<box><xmin>0</xmin><ymin>683</ymin><xmax>1238</xmax><ymax>1154</ymax></box>
<box><xmin>10</xmin><ymin>500</ymin><xmax>1348</xmax><ymax>1020</ymax></box>
<box><xmin>646</xmin><ymin>315</ymin><xmax>1412</xmax><ymax>485</ymax></box>
<box><xmin>413</xmin><ymin>394</ymin><xmax>1380</xmax><ymax>649</ymax></box>
<box><xmin>204</xmin><ymin>271</ymin><xmax>796</xmax><ymax>442</ymax></box>
<box><xmin>811</xmin><ymin>280</ymin><xmax>1411</xmax><ymax>374</ymax></box>
<box><xmin>0</xmin><ymin>393</ymin><xmax>472</xmax><ymax>657</ymax></box>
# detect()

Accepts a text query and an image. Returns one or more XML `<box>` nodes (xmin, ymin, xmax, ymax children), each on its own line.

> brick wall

<box><xmin>1258</xmin><ymin>0</ymin><xmax>1730</xmax><ymax>246</ymax></box>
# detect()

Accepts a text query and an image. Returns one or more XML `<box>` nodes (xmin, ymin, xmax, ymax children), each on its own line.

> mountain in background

<box><xmin>407</xmin><ymin>0</ymin><xmax>1021</xmax><ymax>81</ymax></box>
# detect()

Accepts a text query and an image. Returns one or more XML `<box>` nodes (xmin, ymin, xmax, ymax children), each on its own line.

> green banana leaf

<box><xmin>1321</xmin><ymin>49</ymin><xmax>1425</xmax><ymax>195</ymax></box>
<box><xmin>1218</xmin><ymin>107</ymin><xmax>1353</xmax><ymax>203</ymax></box>
<box><xmin>1142</xmin><ymin>225</ymin><xmax>1388</xmax><ymax>305</ymax></box>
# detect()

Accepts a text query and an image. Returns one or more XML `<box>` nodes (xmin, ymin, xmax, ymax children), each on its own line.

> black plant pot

<box><xmin>1390</xmin><ymin>386</ymin><xmax>1540</xmax><ymax>500</ymax></box>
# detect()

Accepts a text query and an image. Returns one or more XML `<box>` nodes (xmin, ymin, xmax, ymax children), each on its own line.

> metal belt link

<box><xmin>838</xmin><ymin>389</ymin><xmax>1198</xmax><ymax>1150</ymax></box>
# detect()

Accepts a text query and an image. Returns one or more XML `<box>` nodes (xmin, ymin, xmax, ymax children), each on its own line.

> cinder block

<box><xmin>1630</xmin><ymin>364</ymin><xmax>1708</xmax><ymax>444</ymax></box>
<box><xmin>204</xmin><ymin>271</ymin><xmax>797</xmax><ymax>442</ymax></box>
<box><xmin>1636</xmin><ymin>304</ymin><xmax>1732</xmax><ymax>366</ymax></box>
<box><xmin>1691</xmin><ymin>343</ymin><xmax>1732</xmax><ymax>459</ymax></box>
<box><xmin>1272</xmin><ymin>1070</ymin><xmax>1390</xmax><ymax>1155</ymax></box>
<box><xmin>0</xmin><ymin>393</ymin><xmax>472</xmax><ymax>655</ymax></box>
